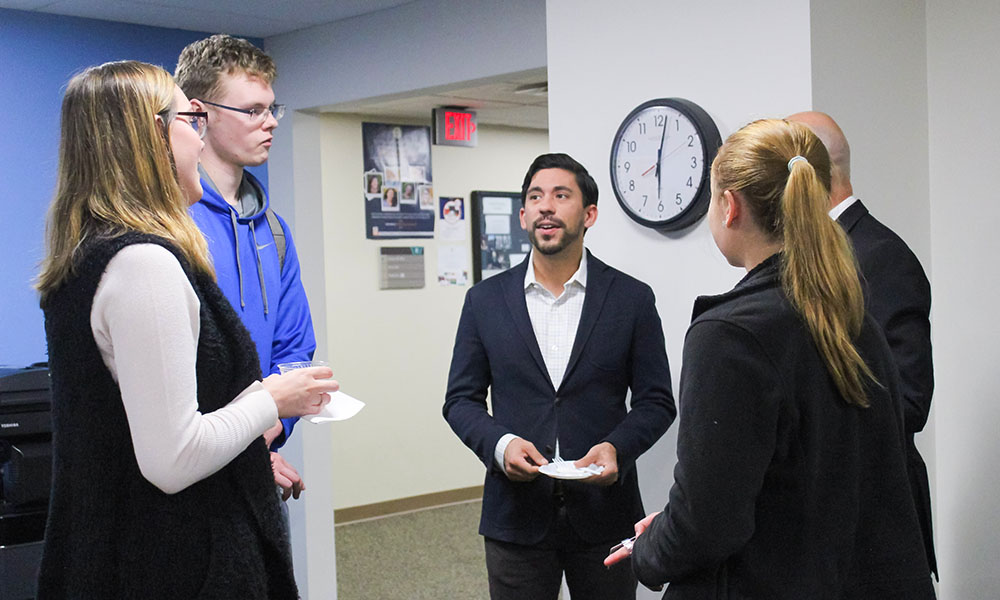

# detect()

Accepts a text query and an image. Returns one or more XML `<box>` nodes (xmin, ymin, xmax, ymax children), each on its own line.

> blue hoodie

<box><xmin>189</xmin><ymin>169</ymin><xmax>316</xmax><ymax>448</ymax></box>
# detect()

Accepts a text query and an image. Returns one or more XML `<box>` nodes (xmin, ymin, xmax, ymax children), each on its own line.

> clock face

<box><xmin>610</xmin><ymin>98</ymin><xmax>721</xmax><ymax>231</ymax></box>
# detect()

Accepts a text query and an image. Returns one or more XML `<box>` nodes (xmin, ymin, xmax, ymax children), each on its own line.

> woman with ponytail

<box><xmin>36</xmin><ymin>61</ymin><xmax>337</xmax><ymax>598</ymax></box>
<box><xmin>608</xmin><ymin>119</ymin><xmax>934</xmax><ymax>598</ymax></box>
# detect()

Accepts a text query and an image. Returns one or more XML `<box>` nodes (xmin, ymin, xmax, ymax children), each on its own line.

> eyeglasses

<box><xmin>201</xmin><ymin>100</ymin><xmax>285</xmax><ymax>122</ymax></box>
<box><xmin>175</xmin><ymin>111</ymin><xmax>208</xmax><ymax>139</ymax></box>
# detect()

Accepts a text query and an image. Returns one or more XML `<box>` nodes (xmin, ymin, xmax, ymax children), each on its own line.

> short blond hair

<box><xmin>174</xmin><ymin>34</ymin><xmax>276</xmax><ymax>101</ymax></box>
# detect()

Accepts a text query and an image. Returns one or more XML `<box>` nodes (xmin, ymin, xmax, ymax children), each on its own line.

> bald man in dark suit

<box><xmin>788</xmin><ymin>112</ymin><xmax>936</xmax><ymax>578</ymax></box>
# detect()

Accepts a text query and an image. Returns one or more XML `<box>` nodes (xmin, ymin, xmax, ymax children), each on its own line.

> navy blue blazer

<box><xmin>838</xmin><ymin>199</ymin><xmax>936</xmax><ymax>576</ymax></box>
<box><xmin>444</xmin><ymin>250</ymin><xmax>676</xmax><ymax>546</ymax></box>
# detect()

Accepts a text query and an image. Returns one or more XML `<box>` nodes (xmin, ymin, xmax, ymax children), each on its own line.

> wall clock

<box><xmin>610</xmin><ymin>98</ymin><xmax>722</xmax><ymax>231</ymax></box>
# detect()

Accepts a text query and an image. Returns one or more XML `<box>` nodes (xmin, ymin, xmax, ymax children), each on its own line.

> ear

<box><xmin>519</xmin><ymin>206</ymin><xmax>528</xmax><ymax>231</ymax></box>
<box><xmin>722</xmin><ymin>190</ymin><xmax>740</xmax><ymax>227</ymax></box>
<box><xmin>583</xmin><ymin>203</ymin><xmax>598</xmax><ymax>229</ymax></box>
<box><xmin>189</xmin><ymin>98</ymin><xmax>206</xmax><ymax>112</ymax></box>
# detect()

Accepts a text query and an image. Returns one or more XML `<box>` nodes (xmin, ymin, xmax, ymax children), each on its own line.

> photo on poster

<box><xmin>365</xmin><ymin>171</ymin><xmax>383</xmax><ymax>197</ymax></box>
<box><xmin>400</xmin><ymin>182</ymin><xmax>417</xmax><ymax>204</ymax></box>
<box><xmin>408</xmin><ymin>165</ymin><xmax>427</xmax><ymax>183</ymax></box>
<box><xmin>382</xmin><ymin>186</ymin><xmax>400</xmax><ymax>211</ymax></box>
<box><xmin>362</xmin><ymin>122</ymin><xmax>434</xmax><ymax>239</ymax></box>
<box><xmin>384</xmin><ymin>165</ymin><xmax>400</xmax><ymax>183</ymax></box>
<box><xmin>418</xmin><ymin>185</ymin><xmax>435</xmax><ymax>210</ymax></box>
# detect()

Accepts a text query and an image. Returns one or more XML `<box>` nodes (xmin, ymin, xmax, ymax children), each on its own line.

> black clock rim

<box><xmin>609</xmin><ymin>97</ymin><xmax>722</xmax><ymax>232</ymax></box>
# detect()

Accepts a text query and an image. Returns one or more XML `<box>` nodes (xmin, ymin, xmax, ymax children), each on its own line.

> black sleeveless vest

<box><xmin>38</xmin><ymin>233</ymin><xmax>297</xmax><ymax>599</ymax></box>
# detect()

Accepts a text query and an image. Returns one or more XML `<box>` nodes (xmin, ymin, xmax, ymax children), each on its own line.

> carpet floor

<box><xmin>335</xmin><ymin>500</ymin><xmax>490</xmax><ymax>599</ymax></box>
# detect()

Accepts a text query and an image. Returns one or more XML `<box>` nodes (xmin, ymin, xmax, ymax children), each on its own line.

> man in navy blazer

<box><xmin>789</xmin><ymin>112</ymin><xmax>937</xmax><ymax>578</ymax></box>
<box><xmin>444</xmin><ymin>153</ymin><xmax>676</xmax><ymax>599</ymax></box>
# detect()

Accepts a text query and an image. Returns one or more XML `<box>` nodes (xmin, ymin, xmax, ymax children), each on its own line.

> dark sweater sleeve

<box><xmin>632</xmin><ymin>319</ymin><xmax>781</xmax><ymax>587</ymax></box>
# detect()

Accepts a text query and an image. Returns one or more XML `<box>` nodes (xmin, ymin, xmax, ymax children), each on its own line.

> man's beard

<box><xmin>529</xmin><ymin>217</ymin><xmax>583</xmax><ymax>256</ymax></box>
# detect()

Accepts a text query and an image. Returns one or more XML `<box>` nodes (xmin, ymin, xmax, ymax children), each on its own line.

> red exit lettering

<box><xmin>445</xmin><ymin>111</ymin><xmax>476</xmax><ymax>141</ymax></box>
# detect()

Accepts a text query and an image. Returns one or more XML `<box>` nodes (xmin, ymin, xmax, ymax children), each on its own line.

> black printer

<box><xmin>0</xmin><ymin>364</ymin><xmax>52</xmax><ymax>600</ymax></box>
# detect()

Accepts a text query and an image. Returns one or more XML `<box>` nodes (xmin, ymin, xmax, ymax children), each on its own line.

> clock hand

<box><xmin>662</xmin><ymin>139</ymin><xmax>690</xmax><ymax>161</ymax></box>
<box><xmin>656</xmin><ymin>115</ymin><xmax>669</xmax><ymax>198</ymax></box>
<box><xmin>641</xmin><ymin>163</ymin><xmax>657</xmax><ymax>177</ymax></box>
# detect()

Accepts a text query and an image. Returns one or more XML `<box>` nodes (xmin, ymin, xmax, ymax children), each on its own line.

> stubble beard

<box><xmin>529</xmin><ymin>219</ymin><xmax>583</xmax><ymax>256</ymax></box>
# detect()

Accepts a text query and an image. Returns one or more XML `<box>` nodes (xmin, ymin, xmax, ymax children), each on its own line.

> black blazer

<box><xmin>838</xmin><ymin>199</ymin><xmax>936</xmax><ymax>575</ymax></box>
<box><xmin>443</xmin><ymin>250</ymin><xmax>676</xmax><ymax>545</ymax></box>
<box><xmin>631</xmin><ymin>254</ymin><xmax>934</xmax><ymax>599</ymax></box>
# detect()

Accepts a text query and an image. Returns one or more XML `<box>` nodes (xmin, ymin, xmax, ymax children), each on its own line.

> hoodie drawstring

<box><xmin>229</xmin><ymin>209</ymin><xmax>246</xmax><ymax>309</ymax></box>
<box><xmin>249</xmin><ymin>219</ymin><xmax>270</xmax><ymax>315</ymax></box>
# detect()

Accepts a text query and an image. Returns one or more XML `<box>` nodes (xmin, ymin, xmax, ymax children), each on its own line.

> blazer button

<box><xmin>554</xmin><ymin>396</ymin><xmax>561</xmax><ymax>406</ymax></box>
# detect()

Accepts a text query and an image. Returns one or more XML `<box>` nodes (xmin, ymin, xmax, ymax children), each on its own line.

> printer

<box><xmin>0</xmin><ymin>364</ymin><xmax>52</xmax><ymax>600</ymax></box>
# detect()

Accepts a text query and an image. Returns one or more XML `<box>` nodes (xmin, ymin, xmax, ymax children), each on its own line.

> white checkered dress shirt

<box><xmin>523</xmin><ymin>253</ymin><xmax>588</xmax><ymax>390</ymax></box>
<box><xmin>493</xmin><ymin>251</ymin><xmax>588</xmax><ymax>467</ymax></box>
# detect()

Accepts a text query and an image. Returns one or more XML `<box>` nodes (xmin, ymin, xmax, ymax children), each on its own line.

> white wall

<box><xmin>317</xmin><ymin>115</ymin><xmax>548</xmax><ymax>509</ymax></box>
<box><xmin>926</xmin><ymin>0</ymin><xmax>1000</xmax><ymax>596</ymax></box>
<box><xmin>546</xmin><ymin>0</ymin><xmax>813</xmax><ymax>533</ymax></box>
<box><xmin>809</xmin><ymin>0</ymin><xmax>930</xmax><ymax>265</ymax></box>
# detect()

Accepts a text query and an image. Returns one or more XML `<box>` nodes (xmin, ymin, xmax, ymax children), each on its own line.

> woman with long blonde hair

<box><xmin>607</xmin><ymin>119</ymin><xmax>934</xmax><ymax>598</ymax></box>
<box><xmin>36</xmin><ymin>61</ymin><xmax>334</xmax><ymax>599</ymax></box>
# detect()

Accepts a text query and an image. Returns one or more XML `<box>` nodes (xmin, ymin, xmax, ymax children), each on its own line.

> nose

<box><xmin>263</xmin><ymin>111</ymin><xmax>278</xmax><ymax>130</ymax></box>
<box><xmin>535</xmin><ymin>193</ymin><xmax>555</xmax><ymax>213</ymax></box>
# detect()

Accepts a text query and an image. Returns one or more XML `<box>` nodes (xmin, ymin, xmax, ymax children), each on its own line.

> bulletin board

<box><xmin>470</xmin><ymin>191</ymin><xmax>531</xmax><ymax>283</ymax></box>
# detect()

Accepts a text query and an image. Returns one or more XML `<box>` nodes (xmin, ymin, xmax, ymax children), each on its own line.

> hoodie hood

<box><xmin>197</xmin><ymin>164</ymin><xmax>269</xmax><ymax>222</ymax></box>
<box><xmin>193</xmin><ymin>166</ymin><xmax>275</xmax><ymax>315</ymax></box>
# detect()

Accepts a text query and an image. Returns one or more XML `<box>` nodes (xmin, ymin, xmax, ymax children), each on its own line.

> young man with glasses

<box><xmin>175</xmin><ymin>34</ymin><xmax>316</xmax><ymax>501</ymax></box>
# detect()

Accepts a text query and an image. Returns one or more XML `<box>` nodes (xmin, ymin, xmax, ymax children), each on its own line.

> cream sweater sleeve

<box><xmin>90</xmin><ymin>244</ymin><xmax>278</xmax><ymax>494</ymax></box>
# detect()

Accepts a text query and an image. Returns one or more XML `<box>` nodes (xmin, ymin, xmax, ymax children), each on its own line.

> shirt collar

<box><xmin>828</xmin><ymin>195</ymin><xmax>858</xmax><ymax>220</ymax></box>
<box><xmin>524</xmin><ymin>249</ymin><xmax>588</xmax><ymax>292</ymax></box>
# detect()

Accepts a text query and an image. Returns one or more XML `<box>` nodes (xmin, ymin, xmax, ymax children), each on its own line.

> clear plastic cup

<box><xmin>277</xmin><ymin>360</ymin><xmax>329</xmax><ymax>374</ymax></box>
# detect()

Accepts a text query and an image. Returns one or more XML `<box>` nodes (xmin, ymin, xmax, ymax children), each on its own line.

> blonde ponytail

<box><xmin>713</xmin><ymin>119</ymin><xmax>875</xmax><ymax>407</ymax></box>
<box><xmin>782</xmin><ymin>155</ymin><xmax>873</xmax><ymax>407</ymax></box>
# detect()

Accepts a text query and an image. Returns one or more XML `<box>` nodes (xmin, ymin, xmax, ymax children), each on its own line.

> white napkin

<box><xmin>304</xmin><ymin>391</ymin><xmax>365</xmax><ymax>424</ymax></box>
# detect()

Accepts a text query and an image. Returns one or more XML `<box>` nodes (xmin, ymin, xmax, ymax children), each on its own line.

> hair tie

<box><xmin>787</xmin><ymin>156</ymin><xmax>808</xmax><ymax>172</ymax></box>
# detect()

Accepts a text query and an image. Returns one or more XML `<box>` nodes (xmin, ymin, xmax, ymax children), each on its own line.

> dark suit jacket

<box><xmin>443</xmin><ymin>250</ymin><xmax>676</xmax><ymax>546</ymax></box>
<box><xmin>838</xmin><ymin>199</ymin><xmax>936</xmax><ymax>576</ymax></box>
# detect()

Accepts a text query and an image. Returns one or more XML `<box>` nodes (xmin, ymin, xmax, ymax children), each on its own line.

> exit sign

<box><xmin>433</xmin><ymin>107</ymin><xmax>478</xmax><ymax>147</ymax></box>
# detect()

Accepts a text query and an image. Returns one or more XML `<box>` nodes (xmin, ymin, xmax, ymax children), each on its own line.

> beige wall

<box><xmin>316</xmin><ymin>114</ymin><xmax>548</xmax><ymax>509</ymax></box>
<box><xmin>926</xmin><ymin>0</ymin><xmax>1000</xmax><ymax>596</ymax></box>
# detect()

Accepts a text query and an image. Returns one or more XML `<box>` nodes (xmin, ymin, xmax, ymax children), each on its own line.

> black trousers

<box><xmin>484</xmin><ymin>505</ymin><xmax>636</xmax><ymax>600</ymax></box>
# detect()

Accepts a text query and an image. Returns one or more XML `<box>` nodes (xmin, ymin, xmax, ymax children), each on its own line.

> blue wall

<box><xmin>0</xmin><ymin>9</ymin><xmax>265</xmax><ymax>367</ymax></box>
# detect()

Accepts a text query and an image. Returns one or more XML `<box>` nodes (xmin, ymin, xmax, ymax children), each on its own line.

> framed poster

<box><xmin>362</xmin><ymin>123</ymin><xmax>435</xmax><ymax>239</ymax></box>
<box><xmin>470</xmin><ymin>191</ymin><xmax>531</xmax><ymax>283</ymax></box>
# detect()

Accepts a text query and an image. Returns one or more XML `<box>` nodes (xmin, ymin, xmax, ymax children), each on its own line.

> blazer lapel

<box><xmin>501</xmin><ymin>258</ymin><xmax>552</xmax><ymax>388</ymax></box>
<box><xmin>560</xmin><ymin>250</ymin><xmax>612</xmax><ymax>390</ymax></box>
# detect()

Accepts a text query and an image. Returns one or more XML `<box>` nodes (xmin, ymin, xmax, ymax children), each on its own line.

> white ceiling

<box><xmin>0</xmin><ymin>0</ymin><xmax>417</xmax><ymax>38</ymax></box>
<box><xmin>2</xmin><ymin>0</ymin><xmax>549</xmax><ymax>130</ymax></box>
<box><xmin>321</xmin><ymin>68</ymin><xmax>549</xmax><ymax>130</ymax></box>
